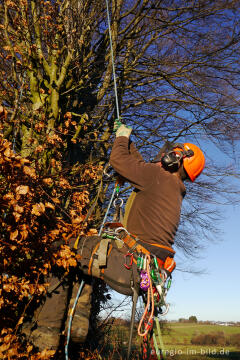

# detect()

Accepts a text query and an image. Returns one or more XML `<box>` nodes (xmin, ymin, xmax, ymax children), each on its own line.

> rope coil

<box><xmin>137</xmin><ymin>254</ymin><xmax>155</xmax><ymax>337</ymax></box>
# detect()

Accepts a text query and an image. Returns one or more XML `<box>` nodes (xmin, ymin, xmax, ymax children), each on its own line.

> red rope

<box><xmin>137</xmin><ymin>254</ymin><xmax>155</xmax><ymax>337</ymax></box>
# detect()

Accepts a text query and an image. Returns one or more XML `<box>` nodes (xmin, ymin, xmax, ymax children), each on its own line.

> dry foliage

<box><xmin>0</xmin><ymin>135</ymin><xmax>102</xmax><ymax>359</ymax></box>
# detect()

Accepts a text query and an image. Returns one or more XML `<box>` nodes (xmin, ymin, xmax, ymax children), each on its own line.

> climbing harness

<box><xmin>65</xmin><ymin>168</ymin><xmax>173</xmax><ymax>359</ymax></box>
<box><xmin>100</xmin><ymin>196</ymin><xmax>174</xmax><ymax>360</ymax></box>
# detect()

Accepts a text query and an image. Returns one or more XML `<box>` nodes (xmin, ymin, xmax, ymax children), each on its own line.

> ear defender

<box><xmin>161</xmin><ymin>151</ymin><xmax>182</xmax><ymax>172</ymax></box>
<box><xmin>161</xmin><ymin>146</ymin><xmax>194</xmax><ymax>172</ymax></box>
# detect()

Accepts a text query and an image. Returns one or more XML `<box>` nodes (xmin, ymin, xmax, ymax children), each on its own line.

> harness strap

<box><xmin>122</xmin><ymin>233</ymin><xmax>165</xmax><ymax>268</ymax></box>
<box><xmin>120</xmin><ymin>232</ymin><xmax>176</xmax><ymax>274</ymax></box>
<box><xmin>104</xmin><ymin>221</ymin><xmax>175</xmax><ymax>257</ymax></box>
<box><xmin>92</xmin><ymin>259</ymin><xmax>101</xmax><ymax>277</ymax></box>
<box><xmin>100</xmin><ymin>244</ymin><xmax>113</xmax><ymax>278</ymax></box>
<box><xmin>97</xmin><ymin>238</ymin><xmax>110</xmax><ymax>266</ymax></box>
<box><xmin>123</xmin><ymin>234</ymin><xmax>175</xmax><ymax>255</ymax></box>
<box><xmin>140</xmin><ymin>238</ymin><xmax>175</xmax><ymax>255</ymax></box>
<box><xmin>91</xmin><ymin>238</ymin><xmax>111</xmax><ymax>277</ymax></box>
<box><xmin>88</xmin><ymin>242</ymin><xmax>101</xmax><ymax>276</ymax></box>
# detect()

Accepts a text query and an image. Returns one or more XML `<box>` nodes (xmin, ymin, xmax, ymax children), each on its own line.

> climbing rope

<box><xmin>98</xmin><ymin>182</ymin><xmax>120</xmax><ymax>236</ymax></box>
<box><xmin>137</xmin><ymin>254</ymin><xmax>155</xmax><ymax>337</ymax></box>
<box><xmin>65</xmin><ymin>176</ymin><xmax>122</xmax><ymax>360</ymax></box>
<box><xmin>65</xmin><ymin>279</ymin><xmax>85</xmax><ymax>360</ymax></box>
<box><xmin>105</xmin><ymin>0</ymin><xmax>120</xmax><ymax>120</ymax></box>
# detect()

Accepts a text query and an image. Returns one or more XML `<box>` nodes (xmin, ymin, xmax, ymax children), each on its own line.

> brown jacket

<box><xmin>110</xmin><ymin>137</ymin><xmax>186</xmax><ymax>258</ymax></box>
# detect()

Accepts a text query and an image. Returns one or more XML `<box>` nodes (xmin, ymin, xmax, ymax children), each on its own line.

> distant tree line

<box><xmin>192</xmin><ymin>332</ymin><xmax>240</xmax><ymax>347</ymax></box>
<box><xmin>179</xmin><ymin>316</ymin><xmax>198</xmax><ymax>323</ymax></box>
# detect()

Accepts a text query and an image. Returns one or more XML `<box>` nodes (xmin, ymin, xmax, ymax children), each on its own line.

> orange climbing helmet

<box><xmin>152</xmin><ymin>141</ymin><xmax>205</xmax><ymax>182</ymax></box>
<box><xmin>180</xmin><ymin>143</ymin><xmax>205</xmax><ymax>182</ymax></box>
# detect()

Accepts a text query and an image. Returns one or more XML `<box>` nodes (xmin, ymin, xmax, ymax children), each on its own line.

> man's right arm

<box><xmin>129</xmin><ymin>141</ymin><xmax>144</xmax><ymax>161</ymax></box>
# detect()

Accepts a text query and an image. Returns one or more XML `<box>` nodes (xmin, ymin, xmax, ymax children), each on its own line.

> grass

<box><xmin>97</xmin><ymin>321</ymin><xmax>240</xmax><ymax>359</ymax></box>
<box><xmin>160</xmin><ymin>322</ymin><xmax>240</xmax><ymax>359</ymax></box>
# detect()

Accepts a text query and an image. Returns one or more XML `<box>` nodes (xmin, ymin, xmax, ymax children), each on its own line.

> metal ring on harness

<box><xmin>114</xmin><ymin>226</ymin><xmax>129</xmax><ymax>234</ymax></box>
<box><xmin>113</xmin><ymin>197</ymin><xmax>124</xmax><ymax>208</ymax></box>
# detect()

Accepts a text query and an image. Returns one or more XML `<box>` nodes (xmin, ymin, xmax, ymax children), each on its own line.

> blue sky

<box><xmin>166</xmin><ymin>204</ymin><xmax>240</xmax><ymax>322</ymax></box>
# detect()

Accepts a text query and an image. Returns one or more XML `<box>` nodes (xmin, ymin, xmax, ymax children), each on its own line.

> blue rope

<box><xmin>65</xmin><ymin>279</ymin><xmax>85</xmax><ymax>360</ymax></box>
<box><xmin>98</xmin><ymin>185</ymin><xmax>116</xmax><ymax>236</ymax></box>
<box><xmin>65</xmin><ymin>5</ymin><xmax>120</xmax><ymax>358</ymax></box>
<box><xmin>64</xmin><ymin>182</ymin><xmax>116</xmax><ymax>359</ymax></box>
<box><xmin>105</xmin><ymin>0</ymin><xmax>120</xmax><ymax>120</ymax></box>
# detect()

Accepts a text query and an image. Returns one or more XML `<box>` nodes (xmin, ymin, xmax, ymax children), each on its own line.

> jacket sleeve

<box><xmin>129</xmin><ymin>141</ymin><xmax>144</xmax><ymax>161</ymax></box>
<box><xmin>109</xmin><ymin>136</ymin><xmax>152</xmax><ymax>190</ymax></box>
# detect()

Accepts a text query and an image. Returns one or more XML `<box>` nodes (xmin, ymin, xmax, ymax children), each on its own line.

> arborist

<box><xmin>22</xmin><ymin>119</ymin><xmax>205</xmax><ymax>353</ymax></box>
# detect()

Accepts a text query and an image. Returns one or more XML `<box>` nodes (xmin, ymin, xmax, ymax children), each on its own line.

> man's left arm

<box><xmin>110</xmin><ymin>122</ymin><xmax>151</xmax><ymax>189</ymax></box>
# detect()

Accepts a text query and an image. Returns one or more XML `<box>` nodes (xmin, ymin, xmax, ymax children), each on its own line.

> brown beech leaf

<box><xmin>20</xmin><ymin>228</ymin><xmax>28</xmax><ymax>240</ymax></box>
<box><xmin>39</xmin><ymin>349</ymin><xmax>56</xmax><ymax>358</ymax></box>
<box><xmin>31</xmin><ymin>203</ymin><xmax>45</xmax><ymax>216</ymax></box>
<box><xmin>27</xmin><ymin>345</ymin><xmax>33</xmax><ymax>353</ymax></box>
<box><xmin>64</xmin><ymin>111</ymin><xmax>72</xmax><ymax>119</ymax></box>
<box><xmin>16</xmin><ymin>185</ymin><xmax>29</xmax><ymax>195</ymax></box>
<box><xmin>10</xmin><ymin>229</ymin><xmax>18</xmax><ymax>240</ymax></box>
<box><xmin>45</xmin><ymin>202</ymin><xmax>55</xmax><ymax>210</ymax></box>
<box><xmin>87</xmin><ymin>228</ymin><xmax>98</xmax><ymax>236</ymax></box>
<box><xmin>72</xmin><ymin>216</ymin><xmax>84</xmax><ymax>224</ymax></box>
<box><xmin>13</xmin><ymin>204</ymin><xmax>24</xmax><ymax>213</ymax></box>
<box><xmin>49</xmin><ymin>229</ymin><xmax>60</xmax><ymax>236</ymax></box>
<box><xmin>23</xmin><ymin>165</ymin><xmax>36</xmax><ymax>178</ymax></box>
<box><xmin>0</xmin><ymin>343</ymin><xmax>10</xmax><ymax>352</ymax></box>
<box><xmin>3</xmin><ymin>46</ymin><xmax>11</xmax><ymax>51</ymax></box>
<box><xmin>13</xmin><ymin>212</ymin><xmax>21</xmax><ymax>222</ymax></box>
<box><xmin>3</xmin><ymin>147</ymin><xmax>11</xmax><ymax>157</ymax></box>
<box><xmin>43</xmin><ymin>177</ymin><xmax>53</xmax><ymax>186</ymax></box>
<box><xmin>20</xmin><ymin>158</ymin><xmax>30</xmax><ymax>165</ymax></box>
<box><xmin>3</xmin><ymin>192</ymin><xmax>14</xmax><ymax>201</ymax></box>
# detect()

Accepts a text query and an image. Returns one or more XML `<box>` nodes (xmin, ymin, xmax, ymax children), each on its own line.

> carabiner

<box><xmin>103</xmin><ymin>163</ymin><xmax>113</xmax><ymax>179</ymax></box>
<box><xmin>124</xmin><ymin>252</ymin><xmax>133</xmax><ymax>270</ymax></box>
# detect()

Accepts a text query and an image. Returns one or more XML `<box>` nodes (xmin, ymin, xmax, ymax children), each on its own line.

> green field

<box><xmin>160</xmin><ymin>322</ymin><xmax>240</xmax><ymax>359</ymax></box>
<box><xmin>103</xmin><ymin>321</ymin><xmax>240</xmax><ymax>359</ymax></box>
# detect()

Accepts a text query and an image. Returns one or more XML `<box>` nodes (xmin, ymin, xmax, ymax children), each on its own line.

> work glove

<box><xmin>113</xmin><ymin>118</ymin><xmax>123</xmax><ymax>132</ymax></box>
<box><xmin>114</xmin><ymin>119</ymin><xmax>132</xmax><ymax>138</ymax></box>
